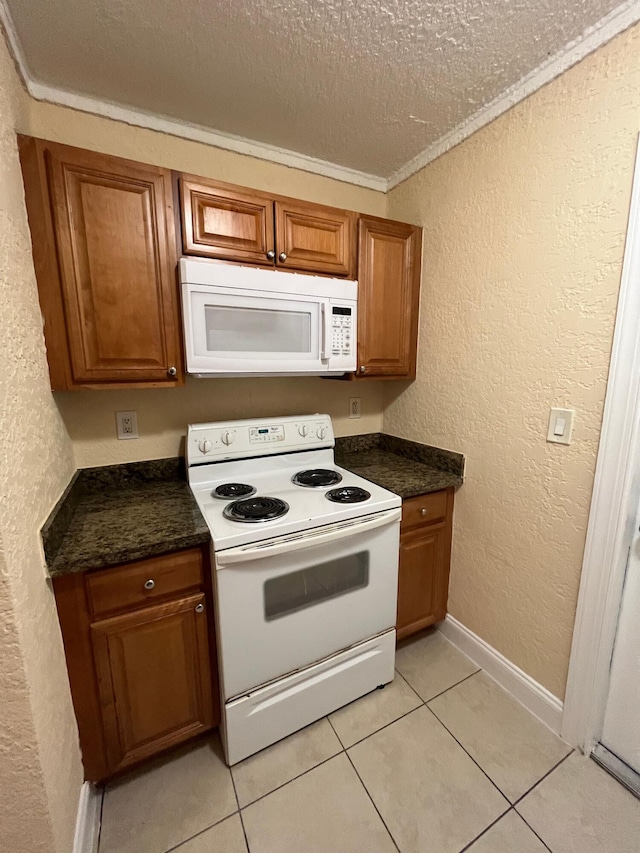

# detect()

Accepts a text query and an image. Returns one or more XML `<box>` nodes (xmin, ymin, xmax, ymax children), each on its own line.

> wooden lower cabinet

<box><xmin>396</xmin><ymin>489</ymin><xmax>454</xmax><ymax>640</ymax></box>
<box><xmin>53</xmin><ymin>547</ymin><xmax>219</xmax><ymax>782</ymax></box>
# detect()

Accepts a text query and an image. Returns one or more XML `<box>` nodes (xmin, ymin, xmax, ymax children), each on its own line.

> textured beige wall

<box><xmin>0</xmin><ymin>31</ymin><xmax>82</xmax><ymax>853</ymax></box>
<box><xmin>18</xmin><ymin>98</ymin><xmax>387</xmax><ymax>468</ymax></box>
<box><xmin>385</xmin><ymin>23</ymin><xmax>640</xmax><ymax>699</ymax></box>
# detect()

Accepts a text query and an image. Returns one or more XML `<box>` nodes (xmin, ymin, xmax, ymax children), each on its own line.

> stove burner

<box><xmin>223</xmin><ymin>496</ymin><xmax>290</xmax><ymax>523</ymax></box>
<box><xmin>326</xmin><ymin>486</ymin><xmax>371</xmax><ymax>504</ymax></box>
<box><xmin>292</xmin><ymin>469</ymin><xmax>343</xmax><ymax>488</ymax></box>
<box><xmin>212</xmin><ymin>483</ymin><xmax>256</xmax><ymax>500</ymax></box>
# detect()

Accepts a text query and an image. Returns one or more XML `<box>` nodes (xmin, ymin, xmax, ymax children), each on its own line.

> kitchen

<box><xmin>1</xmin><ymin>2</ymin><xmax>640</xmax><ymax>853</ymax></box>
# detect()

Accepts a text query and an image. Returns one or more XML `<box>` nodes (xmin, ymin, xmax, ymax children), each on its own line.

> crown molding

<box><xmin>0</xmin><ymin>0</ymin><xmax>387</xmax><ymax>193</ymax></box>
<box><xmin>387</xmin><ymin>0</ymin><xmax>640</xmax><ymax>189</ymax></box>
<box><xmin>29</xmin><ymin>78</ymin><xmax>389</xmax><ymax>192</ymax></box>
<box><xmin>3</xmin><ymin>0</ymin><xmax>639</xmax><ymax>194</ymax></box>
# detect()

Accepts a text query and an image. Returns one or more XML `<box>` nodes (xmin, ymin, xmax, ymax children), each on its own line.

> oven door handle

<box><xmin>320</xmin><ymin>303</ymin><xmax>331</xmax><ymax>361</ymax></box>
<box><xmin>216</xmin><ymin>507</ymin><xmax>401</xmax><ymax>566</ymax></box>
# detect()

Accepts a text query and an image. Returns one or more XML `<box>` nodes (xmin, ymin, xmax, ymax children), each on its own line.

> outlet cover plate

<box><xmin>116</xmin><ymin>410</ymin><xmax>139</xmax><ymax>440</ymax></box>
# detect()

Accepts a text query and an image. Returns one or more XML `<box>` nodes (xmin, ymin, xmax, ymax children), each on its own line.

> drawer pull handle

<box><xmin>420</xmin><ymin>508</ymin><xmax>428</xmax><ymax>516</ymax></box>
<box><xmin>144</xmin><ymin>579</ymin><xmax>155</xmax><ymax>590</ymax></box>
<box><xmin>195</xmin><ymin>603</ymin><xmax>204</xmax><ymax>613</ymax></box>
<box><xmin>279</xmin><ymin>252</ymin><xmax>287</xmax><ymax>262</ymax></box>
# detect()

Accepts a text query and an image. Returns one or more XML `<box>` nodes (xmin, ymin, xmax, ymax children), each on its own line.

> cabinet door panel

<box><xmin>180</xmin><ymin>177</ymin><xmax>275</xmax><ymax>264</ymax></box>
<box><xmin>275</xmin><ymin>201</ymin><xmax>356</xmax><ymax>277</ymax></box>
<box><xmin>91</xmin><ymin>593</ymin><xmax>214</xmax><ymax>772</ymax></box>
<box><xmin>45</xmin><ymin>144</ymin><xmax>180</xmax><ymax>385</ymax></box>
<box><xmin>397</xmin><ymin>524</ymin><xmax>447</xmax><ymax>640</ymax></box>
<box><xmin>357</xmin><ymin>217</ymin><xmax>421</xmax><ymax>378</ymax></box>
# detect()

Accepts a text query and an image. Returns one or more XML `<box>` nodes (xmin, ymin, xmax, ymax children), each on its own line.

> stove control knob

<box><xmin>221</xmin><ymin>431</ymin><xmax>234</xmax><ymax>446</ymax></box>
<box><xmin>317</xmin><ymin>426</ymin><xmax>327</xmax><ymax>440</ymax></box>
<box><xmin>198</xmin><ymin>439</ymin><xmax>212</xmax><ymax>454</ymax></box>
<box><xmin>298</xmin><ymin>424</ymin><xmax>309</xmax><ymax>438</ymax></box>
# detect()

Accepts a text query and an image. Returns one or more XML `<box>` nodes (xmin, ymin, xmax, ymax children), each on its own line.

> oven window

<box><xmin>205</xmin><ymin>305</ymin><xmax>311</xmax><ymax>353</ymax></box>
<box><xmin>264</xmin><ymin>552</ymin><xmax>369</xmax><ymax>620</ymax></box>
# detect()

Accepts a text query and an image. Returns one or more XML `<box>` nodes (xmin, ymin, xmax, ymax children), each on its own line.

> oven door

<box><xmin>214</xmin><ymin>508</ymin><xmax>401</xmax><ymax>699</ymax></box>
<box><xmin>183</xmin><ymin>284</ymin><xmax>329</xmax><ymax>375</ymax></box>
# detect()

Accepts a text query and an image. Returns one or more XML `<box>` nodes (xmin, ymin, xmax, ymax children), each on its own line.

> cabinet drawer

<box><xmin>86</xmin><ymin>549</ymin><xmax>204</xmax><ymax>619</ymax></box>
<box><xmin>401</xmin><ymin>491</ymin><xmax>448</xmax><ymax>531</ymax></box>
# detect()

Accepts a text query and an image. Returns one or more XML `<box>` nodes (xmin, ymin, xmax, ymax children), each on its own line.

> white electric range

<box><xmin>187</xmin><ymin>414</ymin><xmax>401</xmax><ymax>764</ymax></box>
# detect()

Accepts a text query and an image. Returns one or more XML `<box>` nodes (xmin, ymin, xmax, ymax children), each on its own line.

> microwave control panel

<box><xmin>331</xmin><ymin>306</ymin><xmax>354</xmax><ymax>357</ymax></box>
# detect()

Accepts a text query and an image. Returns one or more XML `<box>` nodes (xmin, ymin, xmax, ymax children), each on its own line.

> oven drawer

<box><xmin>86</xmin><ymin>549</ymin><xmax>204</xmax><ymax>618</ymax></box>
<box><xmin>401</xmin><ymin>491</ymin><xmax>448</xmax><ymax>531</ymax></box>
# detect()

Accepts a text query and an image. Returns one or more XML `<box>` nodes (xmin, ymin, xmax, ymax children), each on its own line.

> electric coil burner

<box><xmin>223</xmin><ymin>496</ymin><xmax>289</xmax><ymax>523</ymax></box>
<box><xmin>292</xmin><ymin>469</ymin><xmax>343</xmax><ymax>488</ymax></box>
<box><xmin>212</xmin><ymin>483</ymin><xmax>256</xmax><ymax>500</ymax></box>
<box><xmin>326</xmin><ymin>486</ymin><xmax>371</xmax><ymax>503</ymax></box>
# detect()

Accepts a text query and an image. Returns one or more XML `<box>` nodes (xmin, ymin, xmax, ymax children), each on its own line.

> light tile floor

<box><xmin>98</xmin><ymin>630</ymin><xmax>640</xmax><ymax>853</ymax></box>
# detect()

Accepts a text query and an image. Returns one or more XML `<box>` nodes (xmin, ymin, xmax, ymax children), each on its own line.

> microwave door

<box><xmin>185</xmin><ymin>288</ymin><xmax>325</xmax><ymax>375</ymax></box>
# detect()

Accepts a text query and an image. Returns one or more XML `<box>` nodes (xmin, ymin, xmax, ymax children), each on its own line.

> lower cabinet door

<box><xmin>396</xmin><ymin>523</ymin><xmax>449</xmax><ymax>641</ymax></box>
<box><xmin>91</xmin><ymin>593</ymin><xmax>214</xmax><ymax>773</ymax></box>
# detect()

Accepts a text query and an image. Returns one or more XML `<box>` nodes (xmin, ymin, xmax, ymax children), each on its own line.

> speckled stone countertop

<box><xmin>42</xmin><ymin>459</ymin><xmax>210</xmax><ymax>577</ymax></box>
<box><xmin>335</xmin><ymin>434</ymin><xmax>464</xmax><ymax>499</ymax></box>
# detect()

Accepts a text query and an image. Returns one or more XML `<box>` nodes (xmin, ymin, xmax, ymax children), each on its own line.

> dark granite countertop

<box><xmin>43</xmin><ymin>459</ymin><xmax>210</xmax><ymax>577</ymax></box>
<box><xmin>43</xmin><ymin>435</ymin><xmax>462</xmax><ymax>577</ymax></box>
<box><xmin>335</xmin><ymin>433</ymin><xmax>464</xmax><ymax>499</ymax></box>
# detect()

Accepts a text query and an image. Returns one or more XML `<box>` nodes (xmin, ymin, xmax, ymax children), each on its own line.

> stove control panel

<box><xmin>187</xmin><ymin>415</ymin><xmax>334</xmax><ymax>464</ymax></box>
<box><xmin>249</xmin><ymin>425</ymin><xmax>285</xmax><ymax>444</ymax></box>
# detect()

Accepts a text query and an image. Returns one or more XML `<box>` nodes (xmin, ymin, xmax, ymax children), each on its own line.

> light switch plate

<box><xmin>547</xmin><ymin>407</ymin><xmax>574</xmax><ymax>445</ymax></box>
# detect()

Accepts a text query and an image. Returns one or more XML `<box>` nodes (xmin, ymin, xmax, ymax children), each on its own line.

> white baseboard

<box><xmin>73</xmin><ymin>782</ymin><xmax>101</xmax><ymax>853</ymax></box>
<box><xmin>438</xmin><ymin>615</ymin><xmax>564</xmax><ymax>735</ymax></box>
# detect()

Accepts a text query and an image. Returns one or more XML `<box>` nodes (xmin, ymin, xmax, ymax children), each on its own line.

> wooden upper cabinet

<box><xmin>180</xmin><ymin>176</ymin><xmax>275</xmax><ymax>266</ymax></box>
<box><xmin>275</xmin><ymin>200</ymin><xmax>356</xmax><ymax>277</ymax></box>
<box><xmin>176</xmin><ymin>174</ymin><xmax>356</xmax><ymax>277</ymax></box>
<box><xmin>356</xmin><ymin>216</ymin><xmax>422</xmax><ymax>379</ymax></box>
<box><xmin>91</xmin><ymin>592</ymin><xmax>214</xmax><ymax>773</ymax></box>
<box><xmin>19</xmin><ymin>138</ymin><xmax>182</xmax><ymax>390</ymax></box>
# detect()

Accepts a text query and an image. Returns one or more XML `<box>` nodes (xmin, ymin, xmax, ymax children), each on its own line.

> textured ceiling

<box><xmin>3</xmin><ymin>0</ymin><xmax>629</xmax><ymax>178</ymax></box>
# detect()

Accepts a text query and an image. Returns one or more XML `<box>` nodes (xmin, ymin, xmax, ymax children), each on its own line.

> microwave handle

<box><xmin>216</xmin><ymin>507</ymin><xmax>401</xmax><ymax>566</ymax></box>
<box><xmin>321</xmin><ymin>304</ymin><xmax>332</xmax><ymax>361</ymax></box>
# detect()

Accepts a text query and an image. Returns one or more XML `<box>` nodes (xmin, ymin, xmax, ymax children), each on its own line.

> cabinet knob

<box><xmin>359</xmin><ymin>366</ymin><xmax>366</xmax><ymax>374</ymax></box>
<box><xmin>420</xmin><ymin>508</ymin><xmax>428</xmax><ymax>517</ymax></box>
<box><xmin>167</xmin><ymin>366</ymin><xmax>177</xmax><ymax>377</ymax></box>
<box><xmin>279</xmin><ymin>252</ymin><xmax>287</xmax><ymax>262</ymax></box>
<box><xmin>144</xmin><ymin>579</ymin><xmax>155</xmax><ymax>590</ymax></box>
<box><xmin>266</xmin><ymin>250</ymin><xmax>275</xmax><ymax>260</ymax></box>
<box><xmin>195</xmin><ymin>603</ymin><xmax>204</xmax><ymax>613</ymax></box>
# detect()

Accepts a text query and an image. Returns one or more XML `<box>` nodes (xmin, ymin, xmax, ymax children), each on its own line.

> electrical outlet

<box><xmin>116</xmin><ymin>411</ymin><xmax>138</xmax><ymax>440</ymax></box>
<box><xmin>349</xmin><ymin>397</ymin><xmax>361</xmax><ymax>419</ymax></box>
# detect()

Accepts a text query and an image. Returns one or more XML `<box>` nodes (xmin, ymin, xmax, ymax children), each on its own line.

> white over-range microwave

<box><xmin>179</xmin><ymin>258</ymin><xmax>357</xmax><ymax>377</ymax></box>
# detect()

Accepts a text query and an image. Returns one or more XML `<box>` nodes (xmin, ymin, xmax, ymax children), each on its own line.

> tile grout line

<box><xmin>342</xmin><ymin>703</ymin><xmax>423</xmax><ymax>750</ymax></box>
<box><xmin>423</xmin><ymin>702</ymin><xmax>512</xmax><ymax>805</ymax></box>
<box><xmin>229</xmin><ymin>763</ymin><xmax>251</xmax><ymax>853</ymax></box>
<box><xmin>327</xmin><ymin>716</ymin><xmax>402</xmax><ymax>853</ymax></box>
<box><xmin>512</xmin><ymin>749</ymin><xmax>574</xmax><ymax>807</ymax></box>
<box><xmin>457</xmin><ymin>805</ymin><xmax>513</xmax><ymax>852</ymax></box>
<box><xmin>514</xmin><ymin>811</ymin><xmax>554</xmax><ymax>853</ymax></box>
<box><xmin>234</xmin><ymin>736</ymin><xmax>345</xmax><ymax>811</ymax></box>
<box><xmin>162</xmin><ymin>808</ymin><xmax>241</xmax><ymax>853</ymax></box>
<box><xmin>418</xmin><ymin>667</ymin><xmax>483</xmax><ymax>704</ymax></box>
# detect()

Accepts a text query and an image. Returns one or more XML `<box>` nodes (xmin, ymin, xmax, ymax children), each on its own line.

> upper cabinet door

<box><xmin>275</xmin><ymin>201</ymin><xmax>356</xmax><ymax>277</ymax></box>
<box><xmin>357</xmin><ymin>216</ymin><xmax>422</xmax><ymax>378</ymax></box>
<box><xmin>20</xmin><ymin>139</ymin><xmax>182</xmax><ymax>389</ymax></box>
<box><xmin>180</xmin><ymin>176</ymin><xmax>275</xmax><ymax>266</ymax></box>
